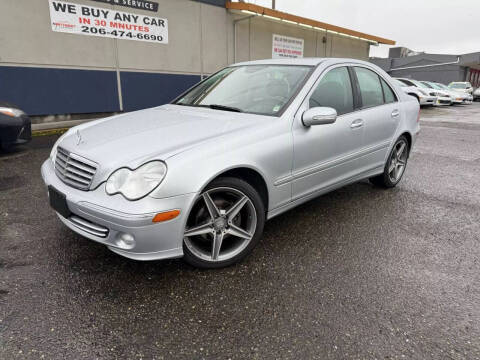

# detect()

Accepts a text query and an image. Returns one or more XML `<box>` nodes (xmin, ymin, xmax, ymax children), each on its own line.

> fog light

<box><xmin>115</xmin><ymin>233</ymin><xmax>136</xmax><ymax>249</ymax></box>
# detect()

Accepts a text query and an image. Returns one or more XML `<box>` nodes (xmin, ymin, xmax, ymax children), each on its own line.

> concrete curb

<box><xmin>32</xmin><ymin>118</ymin><xmax>98</xmax><ymax>136</ymax></box>
<box><xmin>32</xmin><ymin>119</ymin><xmax>93</xmax><ymax>131</ymax></box>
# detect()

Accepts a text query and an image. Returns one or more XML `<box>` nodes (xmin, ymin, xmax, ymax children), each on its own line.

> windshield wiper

<box><xmin>200</xmin><ymin>104</ymin><xmax>243</xmax><ymax>113</ymax></box>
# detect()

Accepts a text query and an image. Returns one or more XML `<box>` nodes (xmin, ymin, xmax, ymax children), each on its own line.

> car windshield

<box><xmin>174</xmin><ymin>65</ymin><xmax>312</xmax><ymax>116</ymax></box>
<box><xmin>450</xmin><ymin>83</ymin><xmax>467</xmax><ymax>89</ymax></box>
<box><xmin>394</xmin><ymin>79</ymin><xmax>407</xmax><ymax>87</ymax></box>
<box><xmin>428</xmin><ymin>83</ymin><xmax>442</xmax><ymax>90</ymax></box>
<box><xmin>436</xmin><ymin>83</ymin><xmax>450</xmax><ymax>90</ymax></box>
<box><xmin>410</xmin><ymin>79</ymin><xmax>431</xmax><ymax>89</ymax></box>
<box><xmin>421</xmin><ymin>82</ymin><xmax>434</xmax><ymax>89</ymax></box>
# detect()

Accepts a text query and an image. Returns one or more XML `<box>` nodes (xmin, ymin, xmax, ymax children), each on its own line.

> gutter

<box><xmin>390</xmin><ymin>57</ymin><xmax>460</xmax><ymax>71</ymax></box>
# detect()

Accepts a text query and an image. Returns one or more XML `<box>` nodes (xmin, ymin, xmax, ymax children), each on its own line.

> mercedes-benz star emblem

<box><xmin>75</xmin><ymin>129</ymin><xmax>83</xmax><ymax>146</ymax></box>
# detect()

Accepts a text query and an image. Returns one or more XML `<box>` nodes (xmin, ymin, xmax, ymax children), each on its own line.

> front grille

<box><xmin>18</xmin><ymin>121</ymin><xmax>31</xmax><ymax>141</ymax></box>
<box><xmin>55</xmin><ymin>147</ymin><xmax>97</xmax><ymax>190</ymax></box>
<box><xmin>69</xmin><ymin>215</ymin><xmax>109</xmax><ymax>238</ymax></box>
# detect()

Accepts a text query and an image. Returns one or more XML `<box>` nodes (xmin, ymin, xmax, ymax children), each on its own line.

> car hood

<box><xmin>58</xmin><ymin>105</ymin><xmax>270</xmax><ymax>185</ymax></box>
<box><xmin>431</xmin><ymin>89</ymin><xmax>450</xmax><ymax>97</ymax></box>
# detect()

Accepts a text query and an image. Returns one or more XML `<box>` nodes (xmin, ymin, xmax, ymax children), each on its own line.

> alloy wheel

<box><xmin>388</xmin><ymin>139</ymin><xmax>408</xmax><ymax>183</ymax></box>
<box><xmin>184</xmin><ymin>187</ymin><xmax>257</xmax><ymax>262</ymax></box>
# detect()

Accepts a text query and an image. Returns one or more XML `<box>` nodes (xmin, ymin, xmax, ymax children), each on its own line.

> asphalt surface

<box><xmin>1</xmin><ymin>104</ymin><xmax>480</xmax><ymax>359</ymax></box>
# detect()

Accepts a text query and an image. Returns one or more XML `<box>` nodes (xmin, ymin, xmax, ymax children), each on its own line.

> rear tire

<box><xmin>370</xmin><ymin>136</ymin><xmax>409</xmax><ymax>188</ymax></box>
<box><xmin>182</xmin><ymin>177</ymin><xmax>265</xmax><ymax>269</ymax></box>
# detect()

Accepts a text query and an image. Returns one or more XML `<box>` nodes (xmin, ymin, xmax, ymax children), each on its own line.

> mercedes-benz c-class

<box><xmin>41</xmin><ymin>58</ymin><xmax>420</xmax><ymax>268</ymax></box>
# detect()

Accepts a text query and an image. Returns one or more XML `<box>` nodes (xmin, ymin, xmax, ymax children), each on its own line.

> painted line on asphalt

<box><xmin>32</xmin><ymin>128</ymin><xmax>68</xmax><ymax>137</ymax></box>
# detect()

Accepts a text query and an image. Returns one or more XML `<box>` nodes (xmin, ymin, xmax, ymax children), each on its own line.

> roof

<box><xmin>231</xmin><ymin>57</ymin><xmax>375</xmax><ymax>67</ymax></box>
<box><xmin>370</xmin><ymin>51</ymin><xmax>480</xmax><ymax>71</ymax></box>
<box><xmin>232</xmin><ymin>58</ymin><xmax>325</xmax><ymax>66</ymax></box>
<box><xmin>225</xmin><ymin>1</ymin><xmax>395</xmax><ymax>45</ymax></box>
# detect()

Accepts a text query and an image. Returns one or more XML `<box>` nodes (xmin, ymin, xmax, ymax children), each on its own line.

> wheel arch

<box><xmin>201</xmin><ymin>166</ymin><xmax>270</xmax><ymax>212</ymax></box>
<box><xmin>399</xmin><ymin>131</ymin><xmax>412</xmax><ymax>157</ymax></box>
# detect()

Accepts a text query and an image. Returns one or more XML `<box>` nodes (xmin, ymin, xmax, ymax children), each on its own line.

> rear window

<box><xmin>380</xmin><ymin>78</ymin><xmax>397</xmax><ymax>104</ymax></box>
<box><xmin>354</xmin><ymin>67</ymin><xmax>384</xmax><ymax>107</ymax></box>
<box><xmin>397</xmin><ymin>79</ymin><xmax>414</xmax><ymax>87</ymax></box>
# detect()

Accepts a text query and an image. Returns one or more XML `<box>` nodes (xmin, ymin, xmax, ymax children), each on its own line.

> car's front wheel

<box><xmin>183</xmin><ymin>177</ymin><xmax>265</xmax><ymax>268</ymax></box>
<box><xmin>370</xmin><ymin>135</ymin><xmax>409</xmax><ymax>188</ymax></box>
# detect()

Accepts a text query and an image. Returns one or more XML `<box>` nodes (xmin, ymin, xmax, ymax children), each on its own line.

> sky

<box><xmin>234</xmin><ymin>0</ymin><xmax>479</xmax><ymax>58</ymax></box>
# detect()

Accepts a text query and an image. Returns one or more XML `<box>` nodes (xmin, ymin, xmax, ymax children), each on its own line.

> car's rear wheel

<box><xmin>370</xmin><ymin>136</ymin><xmax>409</xmax><ymax>188</ymax></box>
<box><xmin>183</xmin><ymin>177</ymin><xmax>265</xmax><ymax>268</ymax></box>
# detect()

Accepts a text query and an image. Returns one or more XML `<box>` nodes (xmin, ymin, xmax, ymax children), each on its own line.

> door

<box><xmin>292</xmin><ymin>66</ymin><xmax>366</xmax><ymax>200</ymax></box>
<box><xmin>353</xmin><ymin>66</ymin><xmax>400</xmax><ymax>168</ymax></box>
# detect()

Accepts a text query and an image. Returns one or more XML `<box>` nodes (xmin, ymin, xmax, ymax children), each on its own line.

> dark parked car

<box><xmin>0</xmin><ymin>102</ymin><xmax>31</xmax><ymax>150</ymax></box>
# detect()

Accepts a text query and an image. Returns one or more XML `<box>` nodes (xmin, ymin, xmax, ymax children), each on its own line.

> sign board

<box><xmin>48</xmin><ymin>0</ymin><xmax>168</xmax><ymax>44</ymax></box>
<box><xmin>272</xmin><ymin>34</ymin><xmax>304</xmax><ymax>59</ymax></box>
<box><xmin>90</xmin><ymin>0</ymin><xmax>159</xmax><ymax>13</ymax></box>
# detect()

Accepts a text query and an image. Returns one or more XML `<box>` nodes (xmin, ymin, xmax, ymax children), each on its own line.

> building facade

<box><xmin>370</xmin><ymin>47</ymin><xmax>480</xmax><ymax>86</ymax></box>
<box><xmin>0</xmin><ymin>0</ymin><xmax>394</xmax><ymax>116</ymax></box>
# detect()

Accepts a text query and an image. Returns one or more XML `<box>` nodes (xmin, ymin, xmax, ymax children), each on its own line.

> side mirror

<box><xmin>302</xmin><ymin>107</ymin><xmax>337</xmax><ymax>127</ymax></box>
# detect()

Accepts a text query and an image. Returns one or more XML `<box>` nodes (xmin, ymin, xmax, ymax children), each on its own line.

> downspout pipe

<box><xmin>390</xmin><ymin>57</ymin><xmax>460</xmax><ymax>71</ymax></box>
<box><xmin>233</xmin><ymin>15</ymin><xmax>254</xmax><ymax>63</ymax></box>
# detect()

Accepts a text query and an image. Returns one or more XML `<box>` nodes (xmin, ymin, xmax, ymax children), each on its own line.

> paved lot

<box><xmin>1</xmin><ymin>104</ymin><xmax>480</xmax><ymax>359</ymax></box>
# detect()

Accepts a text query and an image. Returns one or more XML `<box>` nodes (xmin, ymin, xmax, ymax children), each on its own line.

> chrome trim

<box><xmin>54</xmin><ymin>147</ymin><xmax>98</xmax><ymax>190</ymax></box>
<box><xmin>274</xmin><ymin>141</ymin><xmax>390</xmax><ymax>186</ymax></box>
<box><xmin>69</xmin><ymin>215</ymin><xmax>109</xmax><ymax>238</ymax></box>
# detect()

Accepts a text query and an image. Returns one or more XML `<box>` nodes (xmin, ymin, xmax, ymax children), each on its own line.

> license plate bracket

<box><xmin>48</xmin><ymin>186</ymin><xmax>71</xmax><ymax>218</ymax></box>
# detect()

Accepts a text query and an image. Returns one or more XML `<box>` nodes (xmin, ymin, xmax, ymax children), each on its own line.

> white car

<box><xmin>394</xmin><ymin>78</ymin><xmax>437</xmax><ymax>106</ymax></box>
<box><xmin>473</xmin><ymin>88</ymin><xmax>480</xmax><ymax>101</ymax></box>
<box><xmin>396</xmin><ymin>78</ymin><xmax>451</xmax><ymax>106</ymax></box>
<box><xmin>434</xmin><ymin>83</ymin><xmax>472</xmax><ymax>104</ymax></box>
<box><xmin>449</xmin><ymin>82</ymin><xmax>473</xmax><ymax>94</ymax></box>
<box><xmin>421</xmin><ymin>81</ymin><xmax>465</xmax><ymax>105</ymax></box>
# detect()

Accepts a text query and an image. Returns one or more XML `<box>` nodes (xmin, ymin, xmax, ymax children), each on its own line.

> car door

<box><xmin>352</xmin><ymin>66</ymin><xmax>400</xmax><ymax>169</ymax></box>
<box><xmin>291</xmin><ymin>65</ymin><xmax>367</xmax><ymax>200</ymax></box>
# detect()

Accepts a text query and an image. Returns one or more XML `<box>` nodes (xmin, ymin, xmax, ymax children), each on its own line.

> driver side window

<box><xmin>309</xmin><ymin>67</ymin><xmax>354</xmax><ymax>116</ymax></box>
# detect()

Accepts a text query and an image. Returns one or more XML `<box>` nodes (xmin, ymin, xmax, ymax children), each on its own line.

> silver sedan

<box><xmin>41</xmin><ymin>58</ymin><xmax>420</xmax><ymax>268</ymax></box>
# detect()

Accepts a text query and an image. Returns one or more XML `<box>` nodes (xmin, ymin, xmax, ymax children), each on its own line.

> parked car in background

<box><xmin>434</xmin><ymin>82</ymin><xmax>473</xmax><ymax>104</ymax></box>
<box><xmin>449</xmin><ymin>82</ymin><xmax>473</xmax><ymax>94</ymax></box>
<box><xmin>41</xmin><ymin>58</ymin><xmax>420</xmax><ymax>268</ymax></box>
<box><xmin>421</xmin><ymin>81</ymin><xmax>464</xmax><ymax>105</ymax></box>
<box><xmin>0</xmin><ymin>102</ymin><xmax>31</xmax><ymax>150</ymax></box>
<box><xmin>473</xmin><ymin>87</ymin><xmax>480</xmax><ymax>101</ymax></box>
<box><xmin>396</xmin><ymin>78</ymin><xmax>451</xmax><ymax>106</ymax></box>
<box><xmin>394</xmin><ymin>79</ymin><xmax>437</xmax><ymax>106</ymax></box>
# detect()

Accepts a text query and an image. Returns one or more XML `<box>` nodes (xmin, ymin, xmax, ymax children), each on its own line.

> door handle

<box><xmin>350</xmin><ymin>119</ymin><xmax>364</xmax><ymax>129</ymax></box>
<box><xmin>391</xmin><ymin>109</ymin><xmax>400</xmax><ymax>118</ymax></box>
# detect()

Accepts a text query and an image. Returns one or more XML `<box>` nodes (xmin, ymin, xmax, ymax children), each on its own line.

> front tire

<box><xmin>182</xmin><ymin>177</ymin><xmax>265</xmax><ymax>269</ymax></box>
<box><xmin>370</xmin><ymin>136</ymin><xmax>409</xmax><ymax>188</ymax></box>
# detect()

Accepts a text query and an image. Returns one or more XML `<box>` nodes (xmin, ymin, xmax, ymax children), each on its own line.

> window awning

<box><xmin>226</xmin><ymin>1</ymin><xmax>395</xmax><ymax>46</ymax></box>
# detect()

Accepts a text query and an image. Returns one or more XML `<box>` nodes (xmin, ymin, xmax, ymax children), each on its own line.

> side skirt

<box><xmin>266</xmin><ymin>165</ymin><xmax>384</xmax><ymax>220</ymax></box>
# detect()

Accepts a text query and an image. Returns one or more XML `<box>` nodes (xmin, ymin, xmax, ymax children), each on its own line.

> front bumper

<box><xmin>0</xmin><ymin>114</ymin><xmax>31</xmax><ymax>147</ymax></box>
<box><xmin>419</xmin><ymin>95</ymin><xmax>437</xmax><ymax>106</ymax></box>
<box><xmin>41</xmin><ymin>159</ymin><xmax>197</xmax><ymax>261</ymax></box>
<box><xmin>435</xmin><ymin>97</ymin><xmax>452</xmax><ymax>106</ymax></box>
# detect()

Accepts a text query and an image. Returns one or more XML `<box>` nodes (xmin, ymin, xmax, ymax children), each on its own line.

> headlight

<box><xmin>0</xmin><ymin>107</ymin><xmax>25</xmax><ymax>117</ymax></box>
<box><xmin>105</xmin><ymin>161</ymin><xmax>167</xmax><ymax>200</ymax></box>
